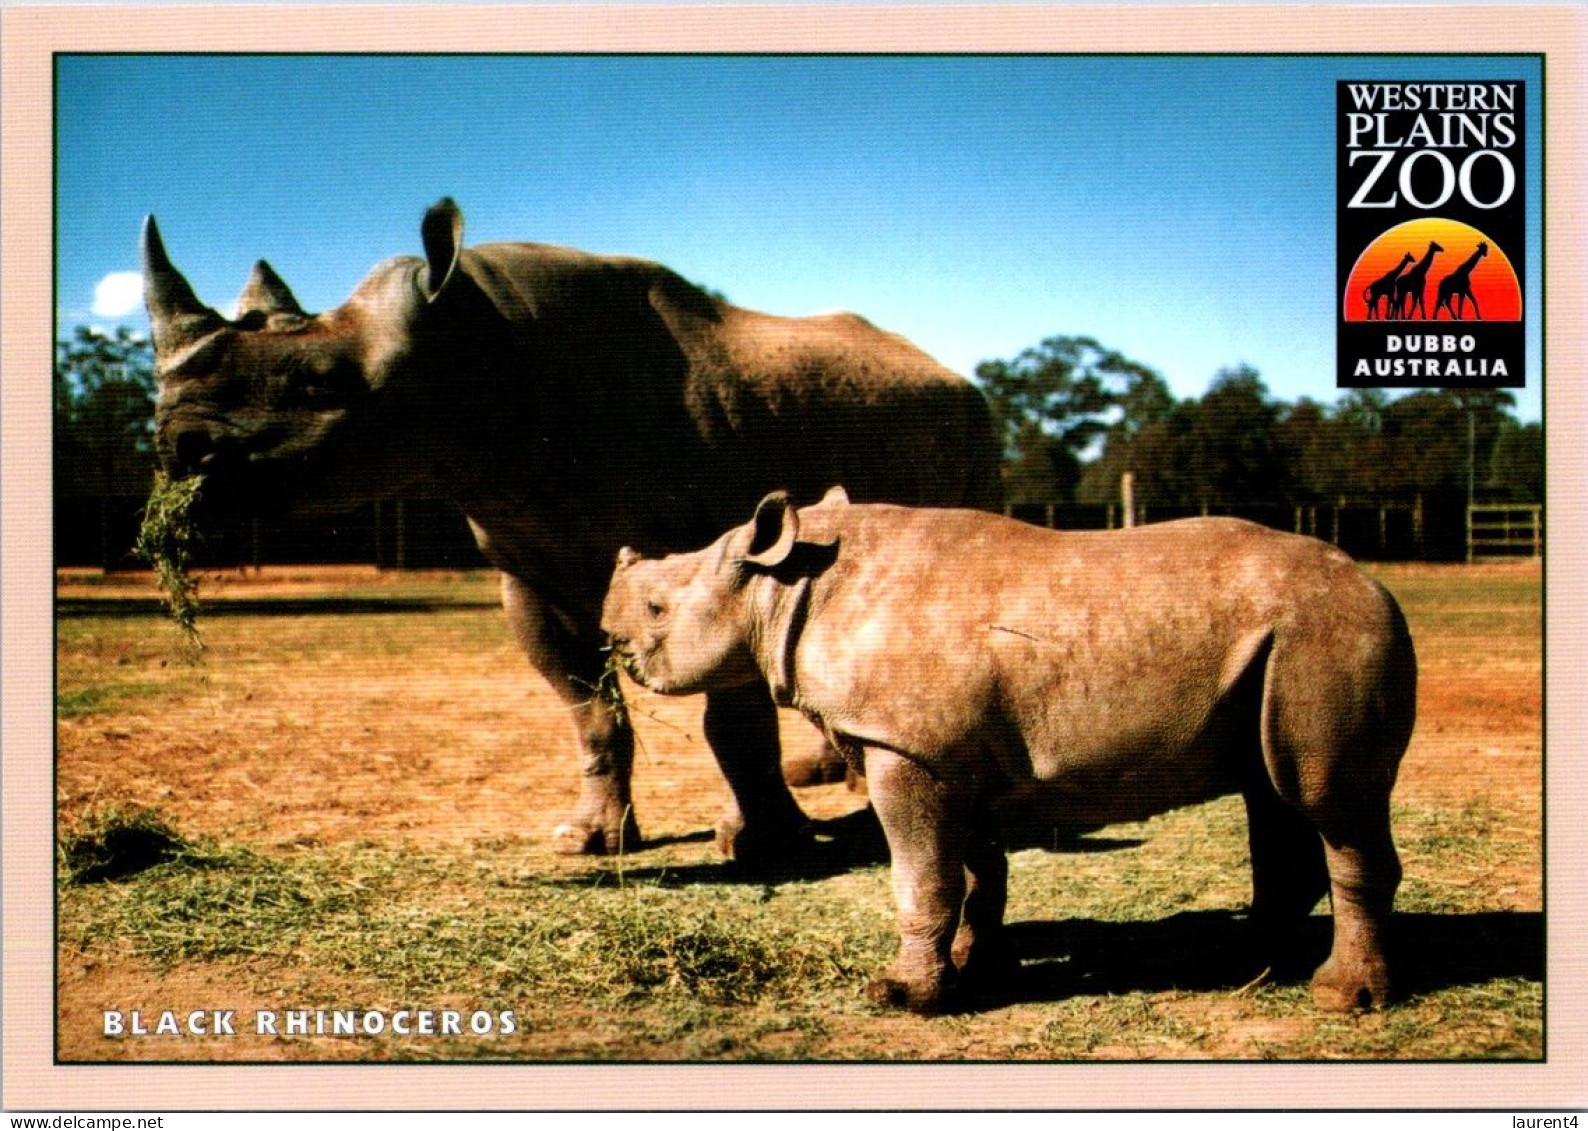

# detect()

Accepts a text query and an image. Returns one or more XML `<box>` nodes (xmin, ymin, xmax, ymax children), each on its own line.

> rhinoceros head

<box><xmin>602</xmin><ymin>490</ymin><xmax>810</xmax><ymax>696</ymax></box>
<box><xmin>142</xmin><ymin>198</ymin><xmax>486</xmax><ymax>515</ymax></box>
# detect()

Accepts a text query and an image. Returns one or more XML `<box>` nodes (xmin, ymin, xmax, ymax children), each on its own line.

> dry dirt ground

<box><xmin>53</xmin><ymin>561</ymin><xmax>1543</xmax><ymax>1061</ymax></box>
<box><xmin>56</xmin><ymin>566</ymin><xmax>866</xmax><ymax>849</ymax></box>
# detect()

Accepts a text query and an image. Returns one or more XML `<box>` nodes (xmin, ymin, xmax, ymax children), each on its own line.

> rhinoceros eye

<box><xmin>646</xmin><ymin>599</ymin><xmax>667</xmax><ymax>621</ymax></box>
<box><xmin>284</xmin><ymin>359</ymin><xmax>360</xmax><ymax>408</ymax></box>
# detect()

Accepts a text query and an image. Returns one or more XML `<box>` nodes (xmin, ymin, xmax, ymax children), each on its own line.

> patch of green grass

<box><xmin>59</xmin><ymin>832</ymin><xmax>889</xmax><ymax>1016</ymax></box>
<box><xmin>57</xmin><ymin>815</ymin><xmax>1543</xmax><ymax>1060</ymax></box>
<box><xmin>56</xmin><ymin>681</ymin><xmax>170</xmax><ymax>720</ymax></box>
<box><xmin>1369</xmin><ymin>564</ymin><xmax>1541</xmax><ymax>668</ymax></box>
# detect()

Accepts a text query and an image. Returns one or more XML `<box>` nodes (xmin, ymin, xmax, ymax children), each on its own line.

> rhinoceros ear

<box><xmin>615</xmin><ymin>546</ymin><xmax>642</xmax><ymax>570</ymax></box>
<box><xmin>740</xmin><ymin>491</ymin><xmax>799</xmax><ymax>569</ymax></box>
<box><xmin>235</xmin><ymin>259</ymin><xmax>306</xmax><ymax>320</ymax></box>
<box><xmin>141</xmin><ymin>215</ymin><xmax>224</xmax><ymax>353</ymax></box>
<box><xmin>819</xmin><ymin>486</ymin><xmax>850</xmax><ymax>506</ymax></box>
<box><xmin>419</xmin><ymin>197</ymin><xmax>464</xmax><ymax>300</ymax></box>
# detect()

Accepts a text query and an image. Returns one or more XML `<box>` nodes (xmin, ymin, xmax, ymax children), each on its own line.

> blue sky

<box><xmin>56</xmin><ymin>54</ymin><xmax>1543</xmax><ymax>421</ymax></box>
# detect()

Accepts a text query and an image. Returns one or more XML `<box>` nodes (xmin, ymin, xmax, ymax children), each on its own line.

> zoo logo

<box><xmin>1344</xmin><ymin>217</ymin><xmax>1522</xmax><ymax>323</ymax></box>
<box><xmin>1335</xmin><ymin>79</ymin><xmax>1526</xmax><ymax>389</ymax></box>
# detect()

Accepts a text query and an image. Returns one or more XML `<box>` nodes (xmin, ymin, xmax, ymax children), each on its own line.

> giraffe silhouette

<box><xmin>1362</xmin><ymin>252</ymin><xmax>1414</xmax><ymax>320</ymax></box>
<box><xmin>1392</xmin><ymin>241</ymin><xmax>1443</xmax><ymax>320</ymax></box>
<box><xmin>1433</xmin><ymin>242</ymin><xmax>1489</xmax><ymax>320</ymax></box>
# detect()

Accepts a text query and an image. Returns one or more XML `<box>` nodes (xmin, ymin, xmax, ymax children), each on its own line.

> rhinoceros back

<box><xmin>655</xmin><ymin>272</ymin><xmax>1003</xmax><ymax>517</ymax></box>
<box><xmin>461</xmin><ymin>240</ymin><xmax>1002</xmax><ymax>524</ymax></box>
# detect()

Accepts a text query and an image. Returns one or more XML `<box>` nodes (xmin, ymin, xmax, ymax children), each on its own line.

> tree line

<box><xmin>975</xmin><ymin>335</ymin><xmax>1542</xmax><ymax>508</ymax></box>
<box><xmin>55</xmin><ymin>325</ymin><xmax>1544</xmax><ymax>511</ymax></box>
<box><xmin>55</xmin><ymin>326</ymin><xmax>159</xmax><ymax>497</ymax></box>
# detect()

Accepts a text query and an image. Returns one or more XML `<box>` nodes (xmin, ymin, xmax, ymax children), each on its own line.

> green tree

<box><xmin>1282</xmin><ymin>392</ymin><xmax>1392</xmax><ymax>504</ymax></box>
<box><xmin>55</xmin><ymin>325</ymin><xmax>158</xmax><ymax>496</ymax></box>
<box><xmin>975</xmin><ymin>335</ymin><xmax>1171</xmax><ymax>503</ymax></box>
<box><xmin>1487</xmin><ymin>418</ymin><xmax>1544</xmax><ymax>502</ymax></box>
<box><xmin>1077</xmin><ymin>400</ymin><xmax>1191</xmax><ymax>507</ymax></box>
<box><xmin>1184</xmin><ymin>366</ymin><xmax>1285</xmax><ymax>504</ymax></box>
<box><xmin>1379</xmin><ymin>388</ymin><xmax>1516</xmax><ymax>501</ymax></box>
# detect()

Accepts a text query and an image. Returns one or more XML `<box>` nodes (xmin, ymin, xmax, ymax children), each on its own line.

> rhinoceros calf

<box><xmin>602</xmin><ymin>489</ymin><xmax>1417</xmax><ymax>1013</ymax></box>
<box><xmin>141</xmin><ymin>200</ymin><xmax>1001</xmax><ymax>864</ymax></box>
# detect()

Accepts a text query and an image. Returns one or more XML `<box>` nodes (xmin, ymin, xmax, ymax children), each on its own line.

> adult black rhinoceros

<box><xmin>142</xmin><ymin>198</ymin><xmax>1003</xmax><ymax>862</ymax></box>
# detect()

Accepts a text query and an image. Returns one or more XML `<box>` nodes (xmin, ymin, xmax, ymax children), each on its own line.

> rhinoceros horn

<box><xmin>419</xmin><ymin>197</ymin><xmax>464</xmax><ymax>300</ymax></box>
<box><xmin>236</xmin><ymin>259</ymin><xmax>306</xmax><ymax>320</ymax></box>
<box><xmin>141</xmin><ymin>216</ymin><xmax>224</xmax><ymax>353</ymax></box>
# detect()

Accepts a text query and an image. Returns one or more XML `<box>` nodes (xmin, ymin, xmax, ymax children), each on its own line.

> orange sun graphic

<box><xmin>1344</xmin><ymin>218</ymin><xmax>1521</xmax><ymax>323</ymax></box>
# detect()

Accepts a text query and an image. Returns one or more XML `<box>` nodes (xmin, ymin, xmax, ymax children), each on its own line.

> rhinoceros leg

<box><xmin>1311</xmin><ymin>808</ymin><xmax>1401</xmax><ymax>1012</ymax></box>
<box><xmin>1242</xmin><ymin>779</ymin><xmax>1331</xmax><ymax>962</ymax></box>
<box><xmin>500</xmin><ymin>574</ymin><xmax>642</xmax><ymax>856</ymax></box>
<box><xmin>1258</xmin><ymin>620</ymin><xmax>1411</xmax><ymax>1011</ymax></box>
<box><xmin>703</xmin><ymin>684</ymin><xmax>813</xmax><ymax>865</ymax></box>
<box><xmin>952</xmin><ymin>831</ymin><xmax>1018</xmax><ymax>994</ymax></box>
<box><xmin>862</xmin><ymin>746</ymin><xmax>970</xmax><ymax>1014</ymax></box>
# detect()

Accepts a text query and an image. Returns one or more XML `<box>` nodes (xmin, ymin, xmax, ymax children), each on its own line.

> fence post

<box><xmin>98</xmin><ymin>497</ymin><xmax>112</xmax><ymax>572</ymax></box>
<box><xmin>1120</xmin><ymin>472</ymin><xmax>1135</xmax><ymax>528</ymax></box>
<box><xmin>395</xmin><ymin>499</ymin><xmax>408</xmax><ymax>569</ymax></box>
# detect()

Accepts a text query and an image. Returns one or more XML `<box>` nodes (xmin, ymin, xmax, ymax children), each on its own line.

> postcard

<box><xmin>4</xmin><ymin>3</ymin><xmax>1583</xmax><ymax>1115</ymax></box>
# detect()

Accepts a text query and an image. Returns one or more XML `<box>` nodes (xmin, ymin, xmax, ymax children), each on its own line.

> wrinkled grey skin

<box><xmin>142</xmin><ymin>199</ymin><xmax>1002</xmax><ymax>862</ymax></box>
<box><xmin>603</xmin><ymin>490</ymin><xmax>1417</xmax><ymax>1013</ymax></box>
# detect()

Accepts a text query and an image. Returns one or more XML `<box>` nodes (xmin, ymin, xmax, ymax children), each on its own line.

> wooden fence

<box><xmin>55</xmin><ymin>493</ymin><xmax>1536</xmax><ymax>570</ymax></box>
<box><xmin>1467</xmin><ymin>504</ymin><xmax>1543</xmax><ymax>562</ymax></box>
<box><xmin>1002</xmin><ymin>500</ymin><xmax>1443</xmax><ymax>562</ymax></box>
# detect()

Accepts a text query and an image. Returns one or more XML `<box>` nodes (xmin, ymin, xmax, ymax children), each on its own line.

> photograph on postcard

<box><xmin>52</xmin><ymin>53</ymin><xmax>1543</xmax><ymax>1063</ymax></box>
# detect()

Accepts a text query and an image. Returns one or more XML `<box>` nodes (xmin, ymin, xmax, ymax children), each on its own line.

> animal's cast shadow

<box><xmin>1004</xmin><ymin>908</ymin><xmax>1541</xmax><ymax>1009</ymax></box>
<box><xmin>560</xmin><ymin>819</ymin><xmax>1540</xmax><ymax>1011</ymax></box>
<box><xmin>564</xmin><ymin>809</ymin><xmax>1140</xmax><ymax>886</ymax></box>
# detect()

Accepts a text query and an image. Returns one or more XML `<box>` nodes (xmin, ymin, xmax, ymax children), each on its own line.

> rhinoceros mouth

<box><xmin>164</xmin><ymin>446</ymin><xmax>327</xmax><ymax>522</ymax></box>
<box><xmin>607</xmin><ymin>644</ymin><xmax>669</xmax><ymax>695</ymax></box>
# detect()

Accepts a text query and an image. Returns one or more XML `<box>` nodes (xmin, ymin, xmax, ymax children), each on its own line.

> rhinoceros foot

<box><xmin>714</xmin><ymin>813</ymin><xmax>818</xmax><ymax>873</ymax></box>
<box><xmin>864</xmin><ymin>973</ymin><xmax>961</xmax><ymax>1016</ymax></box>
<box><xmin>551</xmin><ymin>807</ymin><xmax>642</xmax><ymax>856</ymax></box>
<box><xmin>1310</xmin><ymin>954</ymin><xmax>1393</xmax><ymax>1012</ymax></box>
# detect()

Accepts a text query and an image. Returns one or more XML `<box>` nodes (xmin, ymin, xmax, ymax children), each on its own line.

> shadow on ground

<box><xmin>552</xmin><ymin>808</ymin><xmax>1143</xmax><ymax>887</ymax></box>
<box><xmin>1004</xmin><ymin>909</ymin><xmax>1542</xmax><ymax>1004</ymax></box>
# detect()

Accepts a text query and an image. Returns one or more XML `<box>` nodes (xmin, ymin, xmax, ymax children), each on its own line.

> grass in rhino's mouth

<box><xmin>574</xmin><ymin>652</ymin><xmax>630</xmax><ymax>726</ymax></box>
<box><xmin>134</xmin><ymin>471</ymin><xmax>206</xmax><ymax>658</ymax></box>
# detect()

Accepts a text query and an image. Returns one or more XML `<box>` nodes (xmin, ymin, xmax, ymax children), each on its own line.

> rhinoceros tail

<box><xmin>1257</xmin><ymin>575</ymin><xmax>1416</xmax><ymax>818</ymax></box>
